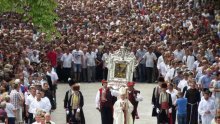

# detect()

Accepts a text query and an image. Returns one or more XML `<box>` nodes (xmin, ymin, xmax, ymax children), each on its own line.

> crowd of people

<box><xmin>0</xmin><ymin>0</ymin><xmax>220</xmax><ymax>123</ymax></box>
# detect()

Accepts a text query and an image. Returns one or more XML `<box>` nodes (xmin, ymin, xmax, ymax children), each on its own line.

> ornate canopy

<box><xmin>106</xmin><ymin>45</ymin><xmax>138</xmax><ymax>90</ymax></box>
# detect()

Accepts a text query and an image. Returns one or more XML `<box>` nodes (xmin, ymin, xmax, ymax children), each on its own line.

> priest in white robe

<box><xmin>198</xmin><ymin>90</ymin><xmax>216</xmax><ymax>124</ymax></box>
<box><xmin>113</xmin><ymin>87</ymin><xmax>134</xmax><ymax>124</ymax></box>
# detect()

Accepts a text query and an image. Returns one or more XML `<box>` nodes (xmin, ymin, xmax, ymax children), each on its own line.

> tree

<box><xmin>0</xmin><ymin>0</ymin><xmax>59</xmax><ymax>40</ymax></box>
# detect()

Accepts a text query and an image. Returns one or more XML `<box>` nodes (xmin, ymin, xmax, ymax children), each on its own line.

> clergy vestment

<box><xmin>185</xmin><ymin>88</ymin><xmax>200</xmax><ymax>124</ymax></box>
<box><xmin>198</xmin><ymin>98</ymin><xmax>215</xmax><ymax>124</ymax></box>
<box><xmin>113</xmin><ymin>99</ymin><xmax>134</xmax><ymax>124</ymax></box>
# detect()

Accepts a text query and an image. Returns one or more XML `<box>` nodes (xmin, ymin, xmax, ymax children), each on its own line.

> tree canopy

<box><xmin>0</xmin><ymin>0</ymin><xmax>59</xmax><ymax>40</ymax></box>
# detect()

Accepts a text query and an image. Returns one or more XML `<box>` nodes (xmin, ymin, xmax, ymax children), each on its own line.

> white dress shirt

<box><xmin>47</xmin><ymin>71</ymin><xmax>58</xmax><ymax>85</ymax></box>
<box><xmin>178</xmin><ymin>79</ymin><xmax>188</xmax><ymax>92</ymax></box>
<box><xmin>157</xmin><ymin>55</ymin><xmax>164</xmax><ymax>69</ymax></box>
<box><xmin>143</xmin><ymin>52</ymin><xmax>157</xmax><ymax>68</ymax></box>
<box><xmin>165</xmin><ymin>67</ymin><xmax>176</xmax><ymax>82</ymax></box>
<box><xmin>29</xmin><ymin>98</ymin><xmax>50</xmax><ymax>114</ymax></box>
<box><xmin>30</xmin><ymin>54</ymin><xmax>40</xmax><ymax>63</ymax></box>
<box><xmin>86</xmin><ymin>52</ymin><xmax>97</xmax><ymax>66</ymax></box>
<box><xmin>166</xmin><ymin>89</ymin><xmax>178</xmax><ymax>105</ymax></box>
<box><xmin>193</xmin><ymin>60</ymin><xmax>200</xmax><ymax>71</ymax></box>
<box><xmin>158</xmin><ymin>61</ymin><xmax>169</xmax><ymax>77</ymax></box>
<box><xmin>102</xmin><ymin>53</ymin><xmax>110</xmax><ymax>68</ymax></box>
<box><xmin>61</xmin><ymin>53</ymin><xmax>73</xmax><ymax>68</ymax></box>
<box><xmin>136</xmin><ymin>49</ymin><xmax>147</xmax><ymax>64</ymax></box>
<box><xmin>173</xmin><ymin>49</ymin><xmax>185</xmax><ymax>61</ymax></box>
<box><xmin>5</xmin><ymin>102</ymin><xmax>15</xmax><ymax>117</ymax></box>
<box><xmin>25</xmin><ymin>94</ymin><xmax>35</xmax><ymax>113</ymax></box>
<box><xmin>182</xmin><ymin>55</ymin><xmax>195</xmax><ymax>71</ymax></box>
<box><xmin>41</xmin><ymin>97</ymin><xmax>52</xmax><ymax>113</ymax></box>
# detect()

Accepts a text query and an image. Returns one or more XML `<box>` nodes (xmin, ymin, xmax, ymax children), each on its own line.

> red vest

<box><xmin>99</xmin><ymin>88</ymin><xmax>113</xmax><ymax>108</ymax></box>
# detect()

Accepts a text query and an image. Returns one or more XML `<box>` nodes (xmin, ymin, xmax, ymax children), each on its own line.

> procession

<box><xmin>0</xmin><ymin>0</ymin><xmax>220</xmax><ymax>123</ymax></box>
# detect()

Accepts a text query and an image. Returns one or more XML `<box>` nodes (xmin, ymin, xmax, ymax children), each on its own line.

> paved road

<box><xmin>51</xmin><ymin>83</ymin><xmax>157</xmax><ymax>124</ymax></box>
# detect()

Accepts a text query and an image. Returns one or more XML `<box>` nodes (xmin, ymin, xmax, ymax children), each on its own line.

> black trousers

<box><xmin>103</xmin><ymin>67</ymin><xmax>108</xmax><ymax>80</ymax></box>
<box><xmin>62</xmin><ymin>68</ymin><xmax>71</xmax><ymax>83</ymax></box>
<box><xmin>56</xmin><ymin>63</ymin><xmax>63</xmax><ymax>81</ymax></box>
<box><xmin>172</xmin><ymin>106</ymin><xmax>176</xmax><ymax>124</ymax></box>
<box><xmin>67</xmin><ymin>109</ymin><xmax>80</xmax><ymax>124</ymax></box>
<box><xmin>28</xmin><ymin>113</ymin><xmax>34</xmax><ymax>124</ymax></box>
<box><xmin>100</xmin><ymin>107</ymin><xmax>113</xmax><ymax>124</ymax></box>
<box><xmin>146</xmin><ymin>67</ymin><xmax>153</xmax><ymax>83</ymax></box>
<box><xmin>96</xmin><ymin>64</ymin><xmax>103</xmax><ymax>81</ymax></box>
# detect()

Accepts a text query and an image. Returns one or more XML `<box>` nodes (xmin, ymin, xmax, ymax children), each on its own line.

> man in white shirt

<box><xmin>158</xmin><ymin>58</ymin><xmax>169</xmax><ymax>78</ymax></box>
<box><xmin>177</xmin><ymin>72</ymin><xmax>189</xmax><ymax>92</ymax></box>
<box><xmin>40</xmin><ymin>90</ymin><xmax>52</xmax><ymax>113</ymax></box>
<box><xmin>25</xmin><ymin>85</ymin><xmax>36</xmax><ymax>124</ymax></box>
<box><xmin>157</xmin><ymin>50</ymin><xmax>165</xmax><ymax>71</ymax></box>
<box><xmin>198</xmin><ymin>90</ymin><xmax>216</xmax><ymax>124</ymax></box>
<box><xmin>29</xmin><ymin>92</ymin><xmax>50</xmax><ymax>116</ymax></box>
<box><xmin>72</xmin><ymin>46</ymin><xmax>83</xmax><ymax>82</ymax></box>
<box><xmin>182</xmin><ymin>48</ymin><xmax>195</xmax><ymax>71</ymax></box>
<box><xmin>5</xmin><ymin>96</ymin><xmax>16</xmax><ymax>124</ymax></box>
<box><xmin>165</xmin><ymin>61</ymin><xmax>177</xmax><ymax>82</ymax></box>
<box><xmin>136</xmin><ymin>44</ymin><xmax>147</xmax><ymax>82</ymax></box>
<box><xmin>102</xmin><ymin>48</ymin><xmax>111</xmax><ymax>80</ymax></box>
<box><xmin>61</xmin><ymin>48</ymin><xmax>73</xmax><ymax>83</ymax></box>
<box><xmin>30</xmin><ymin>50</ymin><xmax>40</xmax><ymax>64</ymax></box>
<box><xmin>142</xmin><ymin>47</ymin><xmax>157</xmax><ymax>83</ymax></box>
<box><xmin>173</xmin><ymin>45</ymin><xmax>185</xmax><ymax>62</ymax></box>
<box><xmin>46</xmin><ymin>65</ymin><xmax>58</xmax><ymax>107</ymax></box>
<box><xmin>86</xmin><ymin>47</ymin><xmax>97</xmax><ymax>83</ymax></box>
<box><xmin>193</xmin><ymin>54</ymin><xmax>201</xmax><ymax>73</ymax></box>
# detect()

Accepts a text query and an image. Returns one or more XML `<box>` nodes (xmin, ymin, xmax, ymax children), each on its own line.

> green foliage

<box><xmin>0</xmin><ymin>0</ymin><xmax>59</xmax><ymax>41</ymax></box>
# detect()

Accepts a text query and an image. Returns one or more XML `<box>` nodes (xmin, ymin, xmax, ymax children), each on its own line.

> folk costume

<box><xmin>156</xmin><ymin>83</ymin><xmax>173</xmax><ymax>124</ymax></box>
<box><xmin>113</xmin><ymin>87</ymin><xmax>134</xmax><ymax>124</ymax></box>
<box><xmin>127</xmin><ymin>82</ymin><xmax>143</xmax><ymax>122</ymax></box>
<box><xmin>95</xmin><ymin>80</ymin><xmax>117</xmax><ymax>124</ymax></box>
<box><xmin>152</xmin><ymin>77</ymin><xmax>164</xmax><ymax>117</ymax></box>
<box><xmin>64</xmin><ymin>79</ymin><xmax>85</xmax><ymax>124</ymax></box>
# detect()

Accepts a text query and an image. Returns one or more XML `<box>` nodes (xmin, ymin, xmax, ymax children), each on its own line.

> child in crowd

<box><xmin>5</xmin><ymin>96</ymin><xmax>16</xmax><ymax>124</ymax></box>
<box><xmin>175</xmin><ymin>92</ymin><xmax>187</xmax><ymax>124</ymax></box>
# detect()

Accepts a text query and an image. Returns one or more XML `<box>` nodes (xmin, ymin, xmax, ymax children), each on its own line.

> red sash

<box><xmin>161</xmin><ymin>102</ymin><xmax>173</xmax><ymax>124</ymax></box>
<box><xmin>161</xmin><ymin>102</ymin><xmax>169</xmax><ymax>109</ymax></box>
